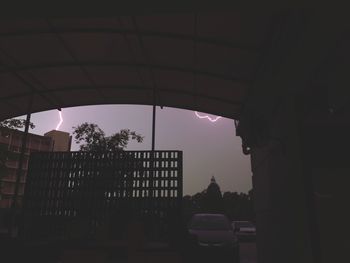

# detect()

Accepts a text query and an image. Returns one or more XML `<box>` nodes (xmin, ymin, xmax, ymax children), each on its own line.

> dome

<box><xmin>207</xmin><ymin>176</ymin><xmax>221</xmax><ymax>197</ymax></box>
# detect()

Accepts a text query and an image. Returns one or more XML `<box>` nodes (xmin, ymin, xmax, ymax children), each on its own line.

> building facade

<box><xmin>44</xmin><ymin>130</ymin><xmax>72</xmax><ymax>152</ymax></box>
<box><xmin>0</xmin><ymin>128</ymin><xmax>71</xmax><ymax>208</ymax></box>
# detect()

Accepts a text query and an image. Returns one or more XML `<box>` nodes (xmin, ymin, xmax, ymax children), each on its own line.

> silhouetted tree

<box><xmin>183</xmin><ymin>186</ymin><xmax>255</xmax><ymax>223</ymax></box>
<box><xmin>71</xmin><ymin>123</ymin><xmax>144</xmax><ymax>201</ymax></box>
<box><xmin>223</xmin><ymin>191</ymin><xmax>240</xmax><ymax>219</ymax></box>
<box><xmin>182</xmin><ymin>195</ymin><xmax>194</xmax><ymax>222</ymax></box>
<box><xmin>0</xmin><ymin>119</ymin><xmax>35</xmax><ymax>130</ymax></box>
<box><xmin>72</xmin><ymin>122</ymin><xmax>144</xmax><ymax>151</ymax></box>
<box><xmin>192</xmin><ymin>191</ymin><xmax>206</xmax><ymax>212</ymax></box>
<box><xmin>70</xmin><ymin>123</ymin><xmax>145</xmax><ymax>238</ymax></box>
<box><xmin>222</xmin><ymin>191</ymin><xmax>255</xmax><ymax>221</ymax></box>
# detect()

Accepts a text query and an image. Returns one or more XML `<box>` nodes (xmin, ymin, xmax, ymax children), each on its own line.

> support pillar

<box><xmin>249</xmin><ymin>97</ymin><xmax>314</xmax><ymax>263</ymax></box>
<box><xmin>247</xmin><ymin>95</ymin><xmax>350</xmax><ymax>263</ymax></box>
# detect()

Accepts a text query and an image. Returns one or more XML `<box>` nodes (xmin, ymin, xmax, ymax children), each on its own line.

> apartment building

<box><xmin>0</xmin><ymin>128</ymin><xmax>71</xmax><ymax>208</ymax></box>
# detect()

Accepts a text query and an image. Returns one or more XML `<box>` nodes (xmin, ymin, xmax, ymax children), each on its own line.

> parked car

<box><xmin>231</xmin><ymin>221</ymin><xmax>256</xmax><ymax>242</ymax></box>
<box><xmin>188</xmin><ymin>214</ymin><xmax>239</xmax><ymax>262</ymax></box>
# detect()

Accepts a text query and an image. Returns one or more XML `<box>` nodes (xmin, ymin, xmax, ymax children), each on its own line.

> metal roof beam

<box><xmin>0</xmin><ymin>28</ymin><xmax>260</xmax><ymax>52</ymax></box>
<box><xmin>0</xmin><ymin>85</ymin><xmax>242</xmax><ymax>106</ymax></box>
<box><xmin>46</xmin><ymin>19</ymin><xmax>107</xmax><ymax>101</ymax></box>
<box><xmin>0</xmin><ymin>61</ymin><xmax>252</xmax><ymax>83</ymax></box>
<box><xmin>0</xmin><ymin>48</ymin><xmax>63</xmax><ymax>111</ymax></box>
<box><xmin>116</xmin><ymin>17</ymin><xmax>147</xmax><ymax>90</ymax></box>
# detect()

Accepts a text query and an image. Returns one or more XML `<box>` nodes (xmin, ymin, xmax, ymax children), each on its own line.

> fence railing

<box><xmin>21</xmin><ymin>151</ymin><xmax>183</xmax><ymax>241</ymax></box>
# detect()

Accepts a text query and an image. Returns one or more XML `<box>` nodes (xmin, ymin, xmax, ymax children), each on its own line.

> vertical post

<box><xmin>295</xmin><ymin>96</ymin><xmax>322</xmax><ymax>263</ymax></box>
<box><xmin>152</xmin><ymin>105</ymin><xmax>156</xmax><ymax>152</ymax></box>
<box><xmin>150</xmin><ymin>105</ymin><xmax>156</xmax><ymax>200</ymax></box>
<box><xmin>10</xmin><ymin>111</ymin><xmax>32</xmax><ymax>237</ymax></box>
<box><xmin>149</xmin><ymin>105</ymin><xmax>156</xmax><ymax>239</ymax></box>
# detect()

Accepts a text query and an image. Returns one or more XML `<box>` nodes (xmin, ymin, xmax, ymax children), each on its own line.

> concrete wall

<box><xmin>250</xmin><ymin>99</ymin><xmax>313</xmax><ymax>263</ymax></box>
<box><xmin>302</xmin><ymin>120</ymin><xmax>350</xmax><ymax>263</ymax></box>
<box><xmin>249</xmin><ymin>98</ymin><xmax>350</xmax><ymax>263</ymax></box>
<box><xmin>243</xmin><ymin>11</ymin><xmax>350</xmax><ymax>263</ymax></box>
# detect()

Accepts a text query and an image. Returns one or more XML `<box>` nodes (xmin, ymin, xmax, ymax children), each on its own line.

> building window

<box><xmin>32</xmin><ymin>138</ymin><xmax>40</xmax><ymax>145</ymax></box>
<box><xmin>1</xmin><ymin>130</ymin><xmax>10</xmax><ymax>138</ymax></box>
<box><xmin>9</xmin><ymin>146</ymin><xmax>19</xmax><ymax>152</ymax></box>
<box><xmin>1</xmin><ymin>182</ymin><xmax>14</xmax><ymax>194</ymax></box>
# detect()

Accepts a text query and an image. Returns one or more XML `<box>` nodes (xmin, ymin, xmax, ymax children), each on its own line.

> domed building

<box><xmin>204</xmin><ymin>176</ymin><xmax>224</xmax><ymax>213</ymax></box>
<box><xmin>206</xmin><ymin>176</ymin><xmax>222</xmax><ymax>199</ymax></box>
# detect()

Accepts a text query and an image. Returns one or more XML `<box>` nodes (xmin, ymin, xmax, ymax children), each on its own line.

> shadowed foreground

<box><xmin>0</xmin><ymin>237</ymin><xmax>250</xmax><ymax>263</ymax></box>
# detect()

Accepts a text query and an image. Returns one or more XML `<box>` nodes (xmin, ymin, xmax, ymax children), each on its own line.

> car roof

<box><xmin>193</xmin><ymin>213</ymin><xmax>226</xmax><ymax>217</ymax></box>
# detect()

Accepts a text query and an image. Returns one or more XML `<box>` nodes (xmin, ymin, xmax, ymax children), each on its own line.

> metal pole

<box><xmin>151</xmin><ymin>105</ymin><xmax>156</xmax><ymax>151</ymax></box>
<box><xmin>149</xmin><ymin>105</ymin><xmax>156</xmax><ymax>239</ymax></box>
<box><xmin>150</xmin><ymin>104</ymin><xmax>156</xmax><ymax>199</ymax></box>
<box><xmin>10</xmin><ymin>112</ymin><xmax>31</xmax><ymax>237</ymax></box>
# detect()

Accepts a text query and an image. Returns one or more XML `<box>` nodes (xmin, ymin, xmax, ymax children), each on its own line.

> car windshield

<box><xmin>235</xmin><ymin>222</ymin><xmax>254</xmax><ymax>228</ymax></box>
<box><xmin>190</xmin><ymin>215</ymin><xmax>230</xmax><ymax>231</ymax></box>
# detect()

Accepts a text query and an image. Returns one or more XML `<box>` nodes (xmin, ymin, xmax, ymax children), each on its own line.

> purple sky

<box><xmin>20</xmin><ymin>105</ymin><xmax>251</xmax><ymax>195</ymax></box>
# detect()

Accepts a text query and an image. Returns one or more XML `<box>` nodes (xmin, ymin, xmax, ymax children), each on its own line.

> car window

<box><xmin>190</xmin><ymin>215</ymin><xmax>231</xmax><ymax>230</ymax></box>
<box><xmin>235</xmin><ymin>222</ymin><xmax>254</xmax><ymax>228</ymax></box>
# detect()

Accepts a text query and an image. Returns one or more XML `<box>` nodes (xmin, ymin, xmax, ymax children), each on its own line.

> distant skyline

<box><xmin>18</xmin><ymin>105</ymin><xmax>252</xmax><ymax>195</ymax></box>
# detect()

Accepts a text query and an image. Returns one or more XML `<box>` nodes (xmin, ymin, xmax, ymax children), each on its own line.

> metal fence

<box><xmin>21</xmin><ymin>151</ymin><xmax>183</xmax><ymax>241</ymax></box>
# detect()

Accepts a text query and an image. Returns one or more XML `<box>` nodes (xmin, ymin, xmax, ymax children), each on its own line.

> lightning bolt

<box><xmin>56</xmin><ymin>111</ymin><xmax>63</xmax><ymax>130</ymax></box>
<box><xmin>194</xmin><ymin>111</ymin><xmax>222</xmax><ymax>122</ymax></box>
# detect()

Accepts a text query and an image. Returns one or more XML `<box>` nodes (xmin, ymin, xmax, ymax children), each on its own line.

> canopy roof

<box><xmin>0</xmin><ymin>12</ymin><xmax>276</xmax><ymax>121</ymax></box>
